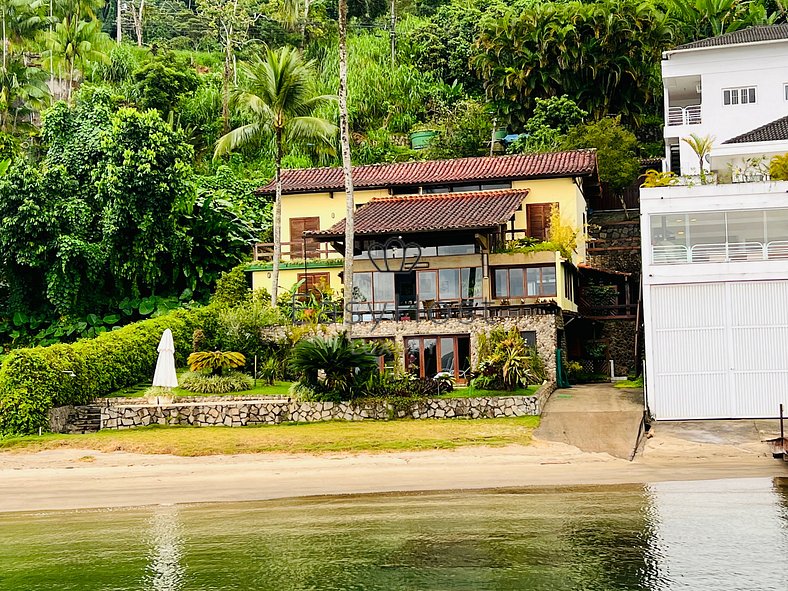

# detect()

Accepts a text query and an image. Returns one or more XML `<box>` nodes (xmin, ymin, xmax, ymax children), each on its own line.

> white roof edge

<box><xmin>663</xmin><ymin>36</ymin><xmax>788</xmax><ymax>59</ymax></box>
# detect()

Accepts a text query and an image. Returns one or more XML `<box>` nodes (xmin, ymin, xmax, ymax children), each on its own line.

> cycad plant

<box><xmin>682</xmin><ymin>133</ymin><xmax>715</xmax><ymax>184</ymax></box>
<box><xmin>214</xmin><ymin>46</ymin><xmax>337</xmax><ymax>307</ymax></box>
<box><xmin>187</xmin><ymin>350</ymin><xmax>246</xmax><ymax>376</ymax></box>
<box><xmin>288</xmin><ymin>333</ymin><xmax>379</xmax><ymax>401</ymax></box>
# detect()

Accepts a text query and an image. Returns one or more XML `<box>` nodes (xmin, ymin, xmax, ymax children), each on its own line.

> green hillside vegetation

<box><xmin>0</xmin><ymin>0</ymin><xmax>784</xmax><ymax>347</ymax></box>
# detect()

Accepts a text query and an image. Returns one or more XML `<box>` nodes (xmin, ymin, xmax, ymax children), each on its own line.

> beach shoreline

<box><xmin>2</xmin><ymin>431</ymin><xmax>786</xmax><ymax>513</ymax></box>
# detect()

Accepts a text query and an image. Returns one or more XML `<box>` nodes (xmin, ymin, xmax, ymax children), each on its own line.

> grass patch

<box><xmin>0</xmin><ymin>417</ymin><xmax>540</xmax><ymax>456</ymax></box>
<box><xmin>614</xmin><ymin>376</ymin><xmax>644</xmax><ymax>389</ymax></box>
<box><xmin>443</xmin><ymin>385</ymin><xmax>540</xmax><ymax>399</ymax></box>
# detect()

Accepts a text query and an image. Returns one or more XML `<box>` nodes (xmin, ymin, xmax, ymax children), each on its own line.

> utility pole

<box><xmin>389</xmin><ymin>0</ymin><xmax>396</xmax><ymax>68</ymax></box>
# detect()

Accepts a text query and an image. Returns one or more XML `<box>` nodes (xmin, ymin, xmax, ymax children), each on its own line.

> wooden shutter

<box><xmin>289</xmin><ymin>217</ymin><xmax>320</xmax><ymax>259</ymax></box>
<box><xmin>297</xmin><ymin>272</ymin><xmax>331</xmax><ymax>295</ymax></box>
<box><xmin>526</xmin><ymin>203</ymin><xmax>557</xmax><ymax>241</ymax></box>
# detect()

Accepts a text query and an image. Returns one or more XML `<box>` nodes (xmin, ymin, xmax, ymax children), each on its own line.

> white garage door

<box><xmin>649</xmin><ymin>280</ymin><xmax>788</xmax><ymax>419</ymax></box>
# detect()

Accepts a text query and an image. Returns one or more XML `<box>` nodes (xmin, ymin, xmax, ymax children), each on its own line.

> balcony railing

<box><xmin>289</xmin><ymin>295</ymin><xmax>559</xmax><ymax>325</ymax></box>
<box><xmin>252</xmin><ymin>241</ymin><xmax>337</xmax><ymax>262</ymax></box>
<box><xmin>652</xmin><ymin>241</ymin><xmax>788</xmax><ymax>264</ymax></box>
<box><xmin>667</xmin><ymin>105</ymin><xmax>701</xmax><ymax>126</ymax></box>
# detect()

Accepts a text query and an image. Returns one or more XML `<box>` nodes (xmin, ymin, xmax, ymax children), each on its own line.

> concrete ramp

<box><xmin>535</xmin><ymin>384</ymin><xmax>645</xmax><ymax>460</ymax></box>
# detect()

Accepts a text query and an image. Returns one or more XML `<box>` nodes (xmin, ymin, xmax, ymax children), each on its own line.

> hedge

<box><xmin>0</xmin><ymin>306</ymin><xmax>221</xmax><ymax>436</ymax></box>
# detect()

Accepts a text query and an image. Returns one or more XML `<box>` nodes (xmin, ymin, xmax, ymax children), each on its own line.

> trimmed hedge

<box><xmin>0</xmin><ymin>306</ymin><xmax>221</xmax><ymax>436</ymax></box>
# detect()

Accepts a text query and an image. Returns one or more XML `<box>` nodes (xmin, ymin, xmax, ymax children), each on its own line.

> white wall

<box><xmin>662</xmin><ymin>42</ymin><xmax>788</xmax><ymax>175</ymax></box>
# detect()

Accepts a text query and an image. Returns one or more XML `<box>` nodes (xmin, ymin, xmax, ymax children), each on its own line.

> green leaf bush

<box><xmin>0</xmin><ymin>306</ymin><xmax>220</xmax><ymax>436</ymax></box>
<box><xmin>180</xmin><ymin>371</ymin><xmax>252</xmax><ymax>394</ymax></box>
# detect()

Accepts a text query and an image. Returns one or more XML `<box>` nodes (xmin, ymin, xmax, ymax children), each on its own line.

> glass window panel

<box><xmin>462</xmin><ymin>268</ymin><xmax>483</xmax><ymax>299</ymax></box>
<box><xmin>354</xmin><ymin>272</ymin><xmax>372</xmax><ymax>302</ymax></box>
<box><xmin>405</xmin><ymin>339</ymin><xmax>420</xmax><ymax>376</ymax></box>
<box><xmin>747</xmin><ymin>88</ymin><xmax>756</xmax><ymax>103</ymax></box>
<box><xmin>650</xmin><ymin>214</ymin><xmax>687</xmax><ymax>247</ymax></box>
<box><xmin>373</xmin><ymin>272</ymin><xmax>395</xmax><ymax>303</ymax></box>
<box><xmin>723</xmin><ymin>89</ymin><xmax>731</xmax><ymax>105</ymax></box>
<box><xmin>726</xmin><ymin>210</ymin><xmax>765</xmax><ymax>244</ymax></box>
<box><xmin>509</xmin><ymin>268</ymin><xmax>524</xmax><ymax>297</ymax></box>
<box><xmin>541</xmin><ymin>266</ymin><xmax>557</xmax><ymax>296</ymax></box>
<box><xmin>418</xmin><ymin>271</ymin><xmax>437</xmax><ymax>300</ymax></box>
<box><xmin>526</xmin><ymin>268</ymin><xmax>540</xmax><ymax>296</ymax></box>
<box><xmin>423</xmin><ymin>338</ymin><xmax>438</xmax><ymax>376</ymax></box>
<box><xmin>766</xmin><ymin>209</ymin><xmax>788</xmax><ymax>242</ymax></box>
<box><xmin>439</xmin><ymin>269</ymin><xmax>460</xmax><ymax>300</ymax></box>
<box><xmin>420</xmin><ymin>246</ymin><xmax>437</xmax><ymax>256</ymax></box>
<box><xmin>437</xmin><ymin>244</ymin><xmax>475</xmax><ymax>255</ymax></box>
<box><xmin>520</xmin><ymin>331</ymin><xmax>537</xmax><ymax>348</ymax></box>
<box><xmin>452</xmin><ymin>184</ymin><xmax>481</xmax><ymax>193</ymax></box>
<box><xmin>480</xmin><ymin>182</ymin><xmax>512</xmax><ymax>191</ymax></box>
<box><xmin>440</xmin><ymin>337</ymin><xmax>456</xmax><ymax>372</ymax></box>
<box><xmin>494</xmin><ymin>268</ymin><xmax>508</xmax><ymax>298</ymax></box>
<box><xmin>688</xmin><ymin>212</ymin><xmax>726</xmax><ymax>262</ymax></box>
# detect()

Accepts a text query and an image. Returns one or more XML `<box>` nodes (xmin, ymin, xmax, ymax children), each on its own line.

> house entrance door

<box><xmin>405</xmin><ymin>335</ymin><xmax>471</xmax><ymax>382</ymax></box>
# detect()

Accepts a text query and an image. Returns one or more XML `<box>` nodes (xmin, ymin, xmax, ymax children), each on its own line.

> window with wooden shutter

<box><xmin>289</xmin><ymin>217</ymin><xmax>320</xmax><ymax>259</ymax></box>
<box><xmin>526</xmin><ymin>203</ymin><xmax>557</xmax><ymax>241</ymax></box>
<box><xmin>297</xmin><ymin>272</ymin><xmax>331</xmax><ymax>295</ymax></box>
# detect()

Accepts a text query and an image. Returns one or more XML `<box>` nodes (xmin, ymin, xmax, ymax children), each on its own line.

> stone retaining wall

<box><xmin>99</xmin><ymin>383</ymin><xmax>555</xmax><ymax>430</ymax></box>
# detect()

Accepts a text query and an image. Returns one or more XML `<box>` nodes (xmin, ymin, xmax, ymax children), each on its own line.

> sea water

<box><xmin>0</xmin><ymin>477</ymin><xmax>786</xmax><ymax>591</ymax></box>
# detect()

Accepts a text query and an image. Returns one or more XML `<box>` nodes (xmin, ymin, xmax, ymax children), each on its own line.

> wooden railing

<box><xmin>252</xmin><ymin>241</ymin><xmax>337</xmax><ymax>262</ymax></box>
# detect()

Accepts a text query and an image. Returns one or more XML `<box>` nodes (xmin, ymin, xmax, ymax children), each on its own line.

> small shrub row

<box><xmin>180</xmin><ymin>371</ymin><xmax>253</xmax><ymax>394</ymax></box>
<box><xmin>0</xmin><ymin>306</ymin><xmax>221</xmax><ymax>435</ymax></box>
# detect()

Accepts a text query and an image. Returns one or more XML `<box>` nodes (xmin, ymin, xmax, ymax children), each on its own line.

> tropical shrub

<box><xmin>180</xmin><ymin>371</ymin><xmax>252</xmax><ymax>393</ymax></box>
<box><xmin>216</xmin><ymin>300</ymin><xmax>287</xmax><ymax>361</ymax></box>
<box><xmin>474</xmin><ymin>327</ymin><xmax>546</xmax><ymax>390</ymax></box>
<box><xmin>212</xmin><ymin>265</ymin><xmax>252</xmax><ymax>308</ymax></box>
<box><xmin>187</xmin><ymin>351</ymin><xmax>246</xmax><ymax>376</ymax></box>
<box><xmin>0</xmin><ymin>306</ymin><xmax>221</xmax><ymax>435</ymax></box>
<box><xmin>288</xmin><ymin>333</ymin><xmax>380</xmax><ymax>401</ymax></box>
<box><xmin>641</xmin><ymin>169</ymin><xmax>679</xmax><ymax>188</ymax></box>
<box><xmin>770</xmin><ymin>154</ymin><xmax>788</xmax><ymax>181</ymax></box>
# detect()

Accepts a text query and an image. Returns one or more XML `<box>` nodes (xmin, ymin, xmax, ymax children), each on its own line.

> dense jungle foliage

<box><xmin>0</xmin><ymin>0</ymin><xmax>785</xmax><ymax>347</ymax></box>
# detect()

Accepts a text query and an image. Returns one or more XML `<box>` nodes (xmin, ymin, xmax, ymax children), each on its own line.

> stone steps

<box><xmin>66</xmin><ymin>405</ymin><xmax>102</xmax><ymax>434</ymax></box>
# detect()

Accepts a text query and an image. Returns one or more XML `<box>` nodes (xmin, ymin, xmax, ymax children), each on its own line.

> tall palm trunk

<box><xmin>116</xmin><ymin>0</ymin><xmax>122</xmax><ymax>43</ymax></box>
<box><xmin>338</xmin><ymin>0</ymin><xmax>354</xmax><ymax>330</ymax></box>
<box><xmin>271</xmin><ymin>131</ymin><xmax>283</xmax><ymax>307</ymax></box>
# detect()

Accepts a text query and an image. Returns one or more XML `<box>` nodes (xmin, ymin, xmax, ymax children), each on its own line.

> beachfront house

<box><xmin>248</xmin><ymin>150</ymin><xmax>601</xmax><ymax>381</ymax></box>
<box><xmin>641</xmin><ymin>25</ymin><xmax>788</xmax><ymax>420</ymax></box>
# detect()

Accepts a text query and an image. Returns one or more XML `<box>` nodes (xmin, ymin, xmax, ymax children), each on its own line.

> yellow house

<box><xmin>247</xmin><ymin>150</ymin><xmax>600</xmax><ymax>382</ymax></box>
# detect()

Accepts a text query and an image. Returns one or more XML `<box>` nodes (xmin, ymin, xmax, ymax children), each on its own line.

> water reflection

<box><xmin>145</xmin><ymin>504</ymin><xmax>185</xmax><ymax>591</ymax></box>
<box><xmin>1</xmin><ymin>478</ymin><xmax>787</xmax><ymax>591</ymax></box>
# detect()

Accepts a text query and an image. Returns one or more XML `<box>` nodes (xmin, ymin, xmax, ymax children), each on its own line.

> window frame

<box><xmin>493</xmin><ymin>265</ymin><xmax>558</xmax><ymax>299</ymax></box>
<box><xmin>722</xmin><ymin>86</ymin><xmax>757</xmax><ymax>106</ymax></box>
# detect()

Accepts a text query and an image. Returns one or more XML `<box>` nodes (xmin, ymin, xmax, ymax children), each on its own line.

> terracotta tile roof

<box><xmin>674</xmin><ymin>25</ymin><xmax>788</xmax><ymax>51</ymax></box>
<box><xmin>259</xmin><ymin>150</ymin><xmax>596</xmax><ymax>194</ymax></box>
<box><xmin>312</xmin><ymin>188</ymin><xmax>530</xmax><ymax>238</ymax></box>
<box><xmin>722</xmin><ymin>115</ymin><xmax>788</xmax><ymax>144</ymax></box>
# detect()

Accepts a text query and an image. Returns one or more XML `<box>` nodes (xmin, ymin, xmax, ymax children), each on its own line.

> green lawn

<box><xmin>443</xmin><ymin>385</ymin><xmax>540</xmax><ymax>398</ymax></box>
<box><xmin>0</xmin><ymin>417</ymin><xmax>540</xmax><ymax>456</ymax></box>
<box><xmin>614</xmin><ymin>376</ymin><xmax>644</xmax><ymax>389</ymax></box>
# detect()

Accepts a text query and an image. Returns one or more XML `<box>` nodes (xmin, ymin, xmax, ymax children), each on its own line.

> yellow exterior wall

<box><xmin>251</xmin><ymin>266</ymin><xmax>344</xmax><ymax>296</ymax></box>
<box><xmin>510</xmin><ymin>177</ymin><xmax>587</xmax><ymax>265</ymax></box>
<box><xmin>280</xmin><ymin>188</ymin><xmax>388</xmax><ymax>245</ymax></box>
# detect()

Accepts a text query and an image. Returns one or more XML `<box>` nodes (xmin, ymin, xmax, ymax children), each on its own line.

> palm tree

<box><xmin>44</xmin><ymin>15</ymin><xmax>109</xmax><ymax>102</ymax></box>
<box><xmin>682</xmin><ymin>133</ymin><xmax>715</xmax><ymax>183</ymax></box>
<box><xmin>338</xmin><ymin>0</ymin><xmax>355</xmax><ymax>329</ymax></box>
<box><xmin>0</xmin><ymin>55</ymin><xmax>50</xmax><ymax>131</ymax></box>
<box><xmin>214</xmin><ymin>47</ymin><xmax>337</xmax><ymax>306</ymax></box>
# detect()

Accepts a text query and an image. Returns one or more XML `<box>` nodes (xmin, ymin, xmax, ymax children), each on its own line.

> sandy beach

<box><xmin>1</xmin><ymin>427</ymin><xmax>785</xmax><ymax>513</ymax></box>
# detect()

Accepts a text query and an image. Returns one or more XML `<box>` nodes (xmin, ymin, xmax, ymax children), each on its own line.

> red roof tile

<box><xmin>312</xmin><ymin>188</ymin><xmax>529</xmax><ymax>238</ymax></box>
<box><xmin>259</xmin><ymin>150</ymin><xmax>596</xmax><ymax>194</ymax></box>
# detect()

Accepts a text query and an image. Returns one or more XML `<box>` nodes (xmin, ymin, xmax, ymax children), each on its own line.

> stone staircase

<box><xmin>67</xmin><ymin>405</ymin><xmax>102</xmax><ymax>434</ymax></box>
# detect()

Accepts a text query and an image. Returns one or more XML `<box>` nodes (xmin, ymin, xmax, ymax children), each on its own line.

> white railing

<box><xmin>667</xmin><ymin>105</ymin><xmax>702</xmax><ymax>126</ymax></box>
<box><xmin>654</xmin><ymin>240</ymin><xmax>788</xmax><ymax>264</ymax></box>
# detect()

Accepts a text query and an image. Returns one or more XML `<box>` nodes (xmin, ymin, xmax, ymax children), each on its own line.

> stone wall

<box><xmin>99</xmin><ymin>383</ymin><xmax>555</xmax><ymax>430</ymax></box>
<box><xmin>586</xmin><ymin>211</ymin><xmax>642</xmax><ymax>276</ymax></box>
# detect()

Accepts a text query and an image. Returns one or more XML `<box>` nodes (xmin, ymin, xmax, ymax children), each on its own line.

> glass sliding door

<box><xmin>404</xmin><ymin>335</ymin><xmax>472</xmax><ymax>382</ymax></box>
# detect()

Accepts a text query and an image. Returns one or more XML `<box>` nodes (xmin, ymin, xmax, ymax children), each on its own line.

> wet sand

<box><xmin>1</xmin><ymin>428</ymin><xmax>785</xmax><ymax>513</ymax></box>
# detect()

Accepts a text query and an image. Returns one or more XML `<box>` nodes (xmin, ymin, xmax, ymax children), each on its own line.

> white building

<box><xmin>643</xmin><ymin>25</ymin><xmax>788</xmax><ymax>420</ymax></box>
<box><xmin>662</xmin><ymin>24</ymin><xmax>788</xmax><ymax>178</ymax></box>
<box><xmin>641</xmin><ymin>182</ymin><xmax>788</xmax><ymax>420</ymax></box>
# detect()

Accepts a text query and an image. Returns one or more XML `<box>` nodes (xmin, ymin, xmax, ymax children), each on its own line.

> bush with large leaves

<box><xmin>289</xmin><ymin>333</ymin><xmax>380</xmax><ymax>401</ymax></box>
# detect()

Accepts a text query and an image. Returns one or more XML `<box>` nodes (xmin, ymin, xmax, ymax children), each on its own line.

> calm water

<box><xmin>1</xmin><ymin>478</ymin><xmax>787</xmax><ymax>591</ymax></box>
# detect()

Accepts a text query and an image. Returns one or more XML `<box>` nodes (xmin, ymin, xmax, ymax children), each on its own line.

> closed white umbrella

<box><xmin>152</xmin><ymin>329</ymin><xmax>179</xmax><ymax>389</ymax></box>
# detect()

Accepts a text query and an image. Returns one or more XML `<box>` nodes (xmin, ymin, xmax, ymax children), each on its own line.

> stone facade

<box><xmin>262</xmin><ymin>311</ymin><xmax>560</xmax><ymax>380</ymax></box>
<box><xmin>96</xmin><ymin>383</ymin><xmax>555</xmax><ymax>430</ymax></box>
